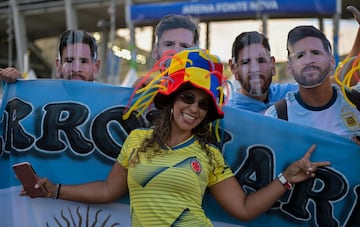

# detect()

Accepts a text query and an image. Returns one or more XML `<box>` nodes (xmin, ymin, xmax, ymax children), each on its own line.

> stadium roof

<box><xmin>0</xmin><ymin>0</ymin><xmax>359</xmax><ymax>41</ymax></box>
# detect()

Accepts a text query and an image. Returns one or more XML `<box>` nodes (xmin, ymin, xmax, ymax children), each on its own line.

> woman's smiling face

<box><xmin>171</xmin><ymin>88</ymin><xmax>210</xmax><ymax>135</ymax></box>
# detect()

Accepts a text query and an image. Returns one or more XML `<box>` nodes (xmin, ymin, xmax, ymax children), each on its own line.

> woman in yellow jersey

<box><xmin>25</xmin><ymin>48</ymin><xmax>330</xmax><ymax>226</ymax></box>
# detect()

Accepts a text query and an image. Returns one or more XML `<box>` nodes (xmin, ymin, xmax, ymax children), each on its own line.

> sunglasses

<box><xmin>178</xmin><ymin>93</ymin><xmax>209</xmax><ymax>111</ymax></box>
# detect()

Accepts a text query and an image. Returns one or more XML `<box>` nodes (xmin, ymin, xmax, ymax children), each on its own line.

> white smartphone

<box><xmin>12</xmin><ymin>162</ymin><xmax>46</xmax><ymax>198</ymax></box>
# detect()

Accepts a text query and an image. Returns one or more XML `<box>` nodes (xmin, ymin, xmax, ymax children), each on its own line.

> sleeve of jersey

<box><xmin>117</xmin><ymin>129</ymin><xmax>141</xmax><ymax>169</ymax></box>
<box><xmin>208</xmin><ymin>148</ymin><xmax>234</xmax><ymax>187</ymax></box>
<box><xmin>264</xmin><ymin>104</ymin><xmax>278</xmax><ymax>118</ymax></box>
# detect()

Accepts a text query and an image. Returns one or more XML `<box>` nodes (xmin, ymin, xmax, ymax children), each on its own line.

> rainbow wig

<box><xmin>123</xmin><ymin>48</ymin><xmax>228</xmax><ymax>123</ymax></box>
<box><xmin>334</xmin><ymin>54</ymin><xmax>360</xmax><ymax>107</ymax></box>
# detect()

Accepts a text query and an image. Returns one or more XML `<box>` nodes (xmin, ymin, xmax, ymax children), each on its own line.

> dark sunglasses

<box><xmin>178</xmin><ymin>93</ymin><xmax>209</xmax><ymax>111</ymax></box>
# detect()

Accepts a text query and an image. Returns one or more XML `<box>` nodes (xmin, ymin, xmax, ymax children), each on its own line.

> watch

<box><xmin>278</xmin><ymin>173</ymin><xmax>293</xmax><ymax>190</ymax></box>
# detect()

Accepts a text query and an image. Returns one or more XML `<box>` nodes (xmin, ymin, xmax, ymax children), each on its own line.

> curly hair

<box><xmin>129</xmin><ymin>99</ymin><xmax>216</xmax><ymax>167</ymax></box>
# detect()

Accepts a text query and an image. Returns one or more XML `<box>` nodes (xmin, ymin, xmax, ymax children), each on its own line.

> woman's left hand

<box><xmin>282</xmin><ymin>144</ymin><xmax>331</xmax><ymax>184</ymax></box>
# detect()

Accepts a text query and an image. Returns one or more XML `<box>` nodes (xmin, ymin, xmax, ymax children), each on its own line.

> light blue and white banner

<box><xmin>0</xmin><ymin>79</ymin><xmax>359</xmax><ymax>227</ymax></box>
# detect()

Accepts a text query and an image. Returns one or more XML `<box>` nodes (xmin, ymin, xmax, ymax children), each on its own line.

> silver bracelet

<box><xmin>52</xmin><ymin>183</ymin><xmax>61</xmax><ymax>200</ymax></box>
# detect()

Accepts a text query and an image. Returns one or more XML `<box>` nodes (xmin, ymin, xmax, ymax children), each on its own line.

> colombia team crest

<box><xmin>190</xmin><ymin>158</ymin><xmax>202</xmax><ymax>174</ymax></box>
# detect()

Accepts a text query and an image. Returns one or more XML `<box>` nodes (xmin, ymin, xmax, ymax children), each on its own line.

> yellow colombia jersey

<box><xmin>117</xmin><ymin>128</ymin><xmax>233</xmax><ymax>227</ymax></box>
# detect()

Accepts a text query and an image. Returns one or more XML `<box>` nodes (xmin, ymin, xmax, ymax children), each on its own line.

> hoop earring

<box><xmin>169</xmin><ymin>108</ymin><xmax>173</xmax><ymax>120</ymax></box>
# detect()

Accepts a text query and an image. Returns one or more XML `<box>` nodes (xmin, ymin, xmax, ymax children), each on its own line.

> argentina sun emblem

<box><xmin>341</xmin><ymin>107</ymin><xmax>359</xmax><ymax>130</ymax></box>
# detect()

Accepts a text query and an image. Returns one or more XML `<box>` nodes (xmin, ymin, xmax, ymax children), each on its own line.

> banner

<box><xmin>130</xmin><ymin>0</ymin><xmax>336</xmax><ymax>24</ymax></box>
<box><xmin>0</xmin><ymin>79</ymin><xmax>359</xmax><ymax>227</ymax></box>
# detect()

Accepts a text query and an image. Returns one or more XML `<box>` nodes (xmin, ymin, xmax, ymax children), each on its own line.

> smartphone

<box><xmin>12</xmin><ymin>162</ymin><xmax>46</xmax><ymax>198</ymax></box>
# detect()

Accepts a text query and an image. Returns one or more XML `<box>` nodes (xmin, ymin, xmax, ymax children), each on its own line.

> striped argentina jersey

<box><xmin>265</xmin><ymin>85</ymin><xmax>360</xmax><ymax>140</ymax></box>
<box><xmin>117</xmin><ymin>128</ymin><xmax>233</xmax><ymax>226</ymax></box>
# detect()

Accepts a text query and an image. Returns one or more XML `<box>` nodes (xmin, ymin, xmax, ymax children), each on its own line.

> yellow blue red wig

<box><xmin>123</xmin><ymin>48</ymin><xmax>228</xmax><ymax>122</ymax></box>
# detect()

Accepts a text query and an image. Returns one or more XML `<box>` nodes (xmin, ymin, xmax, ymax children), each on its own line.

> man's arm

<box><xmin>346</xmin><ymin>6</ymin><xmax>360</xmax><ymax>58</ymax></box>
<box><xmin>333</xmin><ymin>6</ymin><xmax>360</xmax><ymax>86</ymax></box>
